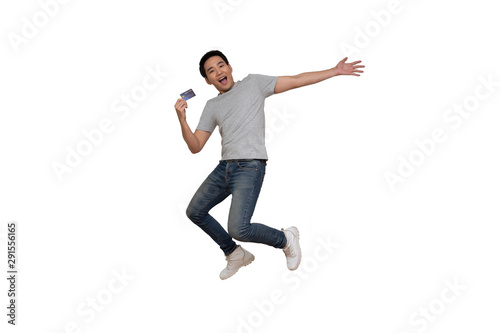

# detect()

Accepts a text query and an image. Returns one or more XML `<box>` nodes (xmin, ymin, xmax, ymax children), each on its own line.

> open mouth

<box><xmin>218</xmin><ymin>76</ymin><xmax>228</xmax><ymax>85</ymax></box>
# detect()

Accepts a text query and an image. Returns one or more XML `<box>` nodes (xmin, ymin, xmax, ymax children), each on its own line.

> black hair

<box><xmin>199</xmin><ymin>50</ymin><xmax>229</xmax><ymax>78</ymax></box>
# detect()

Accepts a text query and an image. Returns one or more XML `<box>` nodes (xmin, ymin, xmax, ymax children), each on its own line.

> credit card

<box><xmin>180</xmin><ymin>89</ymin><xmax>196</xmax><ymax>101</ymax></box>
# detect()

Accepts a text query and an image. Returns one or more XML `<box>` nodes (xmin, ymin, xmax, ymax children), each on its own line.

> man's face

<box><xmin>204</xmin><ymin>56</ymin><xmax>234</xmax><ymax>94</ymax></box>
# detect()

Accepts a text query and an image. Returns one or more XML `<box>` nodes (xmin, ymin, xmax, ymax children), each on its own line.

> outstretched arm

<box><xmin>274</xmin><ymin>57</ymin><xmax>364</xmax><ymax>94</ymax></box>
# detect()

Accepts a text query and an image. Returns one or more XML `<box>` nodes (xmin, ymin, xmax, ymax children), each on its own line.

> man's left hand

<box><xmin>334</xmin><ymin>57</ymin><xmax>365</xmax><ymax>76</ymax></box>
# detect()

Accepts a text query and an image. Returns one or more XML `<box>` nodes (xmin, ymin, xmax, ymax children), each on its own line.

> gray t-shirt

<box><xmin>196</xmin><ymin>74</ymin><xmax>278</xmax><ymax>160</ymax></box>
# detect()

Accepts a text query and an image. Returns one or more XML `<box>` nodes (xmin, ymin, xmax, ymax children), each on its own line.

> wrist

<box><xmin>178</xmin><ymin>117</ymin><xmax>188</xmax><ymax>128</ymax></box>
<box><xmin>177</xmin><ymin>112</ymin><xmax>186</xmax><ymax>122</ymax></box>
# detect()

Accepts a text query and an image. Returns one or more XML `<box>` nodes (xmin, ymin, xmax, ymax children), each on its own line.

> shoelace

<box><xmin>226</xmin><ymin>254</ymin><xmax>242</xmax><ymax>267</ymax></box>
<box><xmin>285</xmin><ymin>246</ymin><xmax>296</xmax><ymax>257</ymax></box>
<box><xmin>284</xmin><ymin>234</ymin><xmax>297</xmax><ymax>257</ymax></box>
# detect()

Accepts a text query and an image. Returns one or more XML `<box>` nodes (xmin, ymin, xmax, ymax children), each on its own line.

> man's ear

<box><xmin>228</xmin><ymin>64</ymin><xmax>233</xmax><ymax>73</ymax></box>
<box><xmin>205</xmin><ymin>77</ymin><xmax>212</xmax><ymax>85</ymax></box>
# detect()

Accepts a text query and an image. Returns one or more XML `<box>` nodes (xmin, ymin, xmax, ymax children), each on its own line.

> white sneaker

<box><xmin>220</xmin><ymin>245</ymin><xmax>255</xmax><ymax>280</ymax></box>
<box><xmin>282</xmin><ymin>227</ymin><xmax>301</xmax><ymax>270</ymax></box>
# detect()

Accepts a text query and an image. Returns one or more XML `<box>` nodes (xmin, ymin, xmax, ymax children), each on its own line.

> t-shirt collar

<box><xmin>218</xmin><ymin>80</ymin><xmax>239</xmax><ymax>96</ymax></box>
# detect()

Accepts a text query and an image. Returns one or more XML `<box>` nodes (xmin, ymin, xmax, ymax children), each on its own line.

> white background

<box><xmin>1</xmin><ymin>0</ymin><xmax>499</xmax><ymax>332</ymax></box>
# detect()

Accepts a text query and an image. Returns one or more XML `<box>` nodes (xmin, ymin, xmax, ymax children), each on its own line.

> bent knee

<box><xmin>229</xmin><ymin>226</ymin><xmax>251</xmax><ymax>242</ymax></box>
<box><xmin>186</xmin><ymin>205</ymin><xmax>198</xmax><ymax>222</ymax></box>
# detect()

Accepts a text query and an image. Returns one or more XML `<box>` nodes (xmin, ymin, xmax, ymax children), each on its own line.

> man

<box><xmin>175</xmin><ymin>50</ymin><xmax>364</xmax><ymax>280</ymax></box>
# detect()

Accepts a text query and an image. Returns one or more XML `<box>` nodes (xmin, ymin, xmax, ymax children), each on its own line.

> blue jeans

<box><xmin>186</xmin><ymin>159</ymin><xmax>287</xmax><ymax>256</ymax></box>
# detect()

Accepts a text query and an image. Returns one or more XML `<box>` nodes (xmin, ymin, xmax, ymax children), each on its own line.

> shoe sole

<box><xmin>220</xmin><ymin>254</ymin><xmax>255</xmax><ymax>280</ymax></box>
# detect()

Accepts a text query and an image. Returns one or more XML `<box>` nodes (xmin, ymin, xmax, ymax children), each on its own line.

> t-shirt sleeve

<box><xmin>252</xmin><ymin>74</ymin><xmax>279</xmax><ymax>98</ymax></box>
<box><xmin>196</xmin><ymin>101</ymin><xmax>216</xmax><ymax>133</ymax></box>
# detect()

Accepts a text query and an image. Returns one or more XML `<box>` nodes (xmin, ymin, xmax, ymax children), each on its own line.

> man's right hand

<box><xmin>175</xmin><ymin>98</ymin><xmax>188</xmax><ymax>121</ymax></box>
<box><xmin>174</xmin><ymin>97</ymin><xmax>212</xmax><ymax>154</ymax></box>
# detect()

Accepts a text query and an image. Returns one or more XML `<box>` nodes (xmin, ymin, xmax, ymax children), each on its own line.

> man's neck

<box><xmin>218</xmin><ymin>81</ymin><xmax>235</xmax><ymax>95</ymax></box>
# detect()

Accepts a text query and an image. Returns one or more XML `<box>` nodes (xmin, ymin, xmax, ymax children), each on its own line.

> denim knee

<box><xmin>228</xmin><ymin>225</ymin><xmax>251</xmax><ymax>242</ymax></box>
<box><xmin>186</xmin><ymin>204</ymin><xmax>200</xmax><ymax>223</ymax></box>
